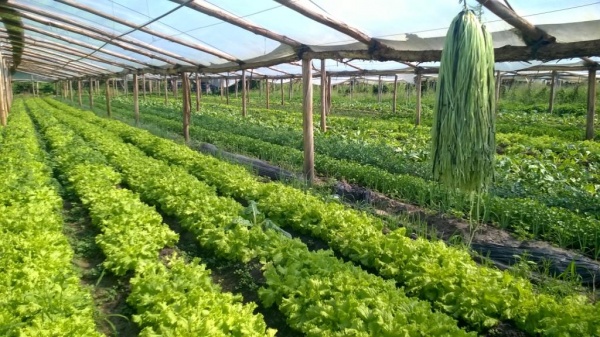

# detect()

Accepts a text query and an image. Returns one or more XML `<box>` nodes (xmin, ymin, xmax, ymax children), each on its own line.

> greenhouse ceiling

<box><xmin>0</xmin><ymin>0</ymin><xmax>598</xmax><ymax>81</ymax></box>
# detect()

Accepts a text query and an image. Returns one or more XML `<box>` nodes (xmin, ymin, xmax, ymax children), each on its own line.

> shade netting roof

<box><xmin>0</xmin><ymin>0</ymin><xmax>598</xmax><ymax>80</ymax></box>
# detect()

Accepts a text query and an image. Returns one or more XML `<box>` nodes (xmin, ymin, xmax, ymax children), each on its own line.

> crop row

<box><xmin>39</xmin><ymin>97</ymin><xmax>476</xmax><ymax>337</ymax></box>
<box><xmin>27</xmin><ymin>99</ymin><xmax>276</xmax><ymax>337</ymax></box>
<box><xmin>86</xmin><ymin>98</ymin><xmax>600</xmax><ymax>258</ymax></box>
<box><xmin>0</xmin><ymin>100</ymin><xmax>101</xmax><ymax>336</ymax></box>
<box><xmin>47</xmin><ymin>97</ymin><xmax>600</xmax><ymax>336</ymax></box>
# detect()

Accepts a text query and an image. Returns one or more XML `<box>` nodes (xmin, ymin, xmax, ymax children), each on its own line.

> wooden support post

<box><xmin>195</xmin><ymin>73</ymin><xmax>200</xmax><ymax>112</ymax></box>
<box><xmin>69</xmin><ymin>80</ymin><xmax>74</xmax><ymax>101</ymax></box>
<box><xmin>415</xmin><ymin>71</ymin><xmax>422</xmax><ymax>126</ymax></box>
<box><xmin>350</xmin><ymin>79</ymin><xmax>353</xmax><ymax>100</ymax></box>
<box><xmin>105</xmin><ymin>79</ymin><xmax>111</xmax><ymax>117</ymax></box>
<box><xmin>378</xmin><ymin>75</ymin><xmax>382</xmax><ymax>103</ymax></box>
<box><xmin>173</xmin><ymin>78</ymin><xmax>178</xmax><ymax>99</ymax></box>
<box><xmin>181</xmin><ymin>72</ymin><xmax>191</xmax><ymax>143</ymax></box>
<box><xmin>133</xmin><ymin>73</ymin><xmax>139</xmax><ymax>125</ymax></box>
<box><xmin>77</xmin><ymin>80</ymin><xmax>83</xmax><ymax>106</ymax></box>
<box><xmin>149</xmin><ymin>78</ymin><xmax>153</xmax><ymax>94</ymax></box>
<box><xmin>89</xmin><ymin>78</ymin><xmax>94</xmax><ymax>110</ymax></box>
<box><xmin>0</xmin><ymin>65</ymin><xmax>6</xmax><ymax>126</ymax></box>
<box><xmin>320</xmin><ymin>59</ymin><xmax>326</xmax><ymax>131</ymax></box>
<box><xmin>548</xmin><ymin>70</ymin><xmax>557</xmax><ymax>114</ymax></box>
<box><xmin>225</xmin><ymin>77</ymin><xmax>230</xmax><ymax>105</ymax></box>
<box><xmin>235</xmin><ymin>77</ymin><xmax>238</xmax><ymax>99</ymax></box>
<box><xmin>392</xmin><ymin>75</ymin><xmax>398</xmax><ymax>113</ymax></box>
<box><xmin>266</xmin><ymin>79</ymin><xmax>270</xmax><ymax>109</ymax></box>
<box><xmin>247</xmin><ymin>72</ymin><xmax>252</xmax><ymax>104</ymax></box>
<box><xmin>220</xmin><ymin>78</ymin><xmax>224</xmax><ymax>101</ymax></box>
<box><xmin>288</xmin><ymin>78</ymin><xmax>293</xmax><ymax>100</ymax></box>
<box><xmin>142</xmin><ymin>74</ymin><xmax>146</xmax><ymax>100</ymax></box>
<box><xmin>158</xmin><ymin>75</ymin><xmax>161</xmax><ymax>96</ymax></box>
<box><xmin>302</xmin><ymin>56</ymin><xmax>315</xmax><ymax>183</ymax></box>
<box><xmin>242</xmin><ymin>69</ymin><xmax>247</xmax><ymax>117</ymax></box>
<box><xmin>280</xmin><ymin>78</ymin><xmax>284</xmax><ymax>105</ymax></box>
<box><xmin>586</xmin><ymin>66</ymin><xmax>597</xmax><ymax>140</ymax></box>
<box><xmin>164</xmin><ymin>76</ymin><xmax>168</xmax><ymax>105</ymax></box>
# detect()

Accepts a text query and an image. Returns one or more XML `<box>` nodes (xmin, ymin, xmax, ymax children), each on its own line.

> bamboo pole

<box><xmin>182</xmin><ymin>72</ymin><xmax>191</xmax><ymax>143</ymax></box>
<box><xmin>247</xmin><ymin>72</ymin><xmax>252</xmax><ymax>104</ymax></box>
<box><xmin>320</xmin><ymin>59</ymin><xmax>326</xmax><ymax>131</ymax></box>
<box><xmin>548</xmin><ymin>70</ymin><xmax>557</xmax><ymax>114</ymax></box>
<box><xmin>225</xmin><ymin>77</ymin><xmax>230</xmax><ymax>105</ymax></box>
<box><xmin>235</xmin><ymin>76</ymin><xmax>238</xmax><ymax>98</ymax></box>
<box><xmin>266</xmin><ymin>79</ymin><xmax>270</xmax><ymax>109</ymax></box>
<box><xmin>133</xmin><ymin>73</ymin><xmax>139</xmax><ymax>125</ymax></box>
<box><xmin>242</xmin><ymin>69</ymin><xmax>247</xmax><ymax>117</ymax></box>
<box><xmin>149</xmin><ymin>78</ymin><xmax>153</xmax><ymax>94</ymax></box>
<box><xmin>350</xmin><ymin>79</ymin><xmax>353</xmax><ymax>100</ymax></box>
<box><xmin>392</xmin><ymin>75</ymin><xmax>398</xmax><ymax>113</ymax></box>
<box><xmin>105</xmin><ymin>79</ymin><xmax>111</xmax><ymax>117</ymax></box>
<box><xmin>586</xmin><ymin>66</ymin><xmax>597</xmax><ymax>140</ymax></box>
<box><xmin>303</xmin><ymin>57</ymin><xmax>315</xmax><ymax>183</ymax></box>
<box><xmin>77</xmin><ymin>80</ymin><xmax>82</xmax><ymax>106</ymax></box>
<box><xmin>69</xmin><ymin>80</ymin><xmax>74</xmax><ymax>101</ymax></box>
<box><xmin>142</xmin><ymin>74</ymin><xmax>146</xmax><ymax>100</ymax></box>
<box><xmin>288</xmin><ymin>78</ymin><xmax>293</xmax><ymax>100</ymax></box>
<box><xmin>195</xmin><ymin>73</ymin><xmax>200</xmax><ymax>111</ymax></box>
<box><xmin>173</xmin><ymin>78</ymin><xmax>178</xmax><ymax>99</ymax></box>
<box><xmin>415</xmin><ymin>71</ymin><xmax>422</xmax><ymax>126</ymax></box>
<box><xmin>280</xmin><ymin>78</ymin><xmax>284</xmax><ymax>105</ymax></box>
<box><xmin>220</xmin><ymin>78</ymin><xmax>224</xmax><ymax>101</ymax></box>
<box><xmin>0</xmin><ymin>62</ymin><xmax>6</xmax><ymax>127</ymax></box>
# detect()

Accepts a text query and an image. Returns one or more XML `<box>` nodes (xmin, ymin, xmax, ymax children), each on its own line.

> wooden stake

<box><xmin>89</xmin><ymin>78</ymin><xmax>94</xmax><ymax>110</ymax></box>
<box><xmin>235</xmin><ymin>76</ymin><xmax>238</xmax><ymax>99</ymax></box>
<box><xmin>266</xmin><ymin>79</ymin><xmax>270</xmax><ymax>109</ymax></box>
<box><xmin>0</xmin><ymin>63</ymin><xmax>6</xmax><ymax>126</ymax></box>
<box><xmin>288</xmin><ymin>78</ymin><xmax>293</xmax><ymax>100</ymax></box>
<box><xmin>105</xmin><ymin>79</ymin><xmax>111</xmax><ymax>117</ymax></box>
<box><xmin>164</xmin><ymin>76</ymin><xmax>168</xmax><ymax>105</ymax></box>
<box><xmin>548</xmin><ymin>70</ymin><xmax>557</xmax><ymax>114</ymax></box>
<box><xmin>220</xmin><ymin>78</ymin><xmax>224</xmax><ymax>101</ymax></box>
<box><xmin>242</xmin><ymin>69</ymin><xmax>247</xmax><ymax>117</ymax></box>
<box><xmin>77</xmin><ymin>80</ymin><xmax>82</xmax><ymax>106</ymax></box>
<box><xmin>69</xmin><ymin>80</ymin><xmax>74</xmax><ymax>101</ymax></box>
<box><xmin>327</xmin><ymin>75</ymin><xmax>332</xmax><ymax>115</ymax></box>
<box><xmin>302</xmin><ymin>56</ymin><xmax>315</xmax><ymax>183</ymax></box>
<box><xmin>225</xmin><ymin>77</ymin><xmax>230</xmax><ymax>105</ymax></box>
<box><xmin>393</xmin><ymin>75</ymin><xmax>398</xmax><ymax>113</ymax></box>
<box><xmin>149</xmin><ymin>78</ymin><xmax>153</xmax><ymax>94</ymax></box>
<box><xmin>142</xmin><ymin>74</ymin><xmax>146</xmax><ymax>100</ymax></box>
<box><xmin>133</xmin><ymin>73</ymin><xmax>139</xmax><ymax>125</ymax></box>
<box><xmin>586</xmin><ymin>66</ymin><xmax>597</xmax><ymax>140</ymax></box>
<box><xmin>195</xmin><ymin>73</ymin><xmax>200</xmax><ymax>112</ymax></box>
<box><xmin>415</xmin><ymin>71</ymin><xmax>422</xmax><ymax>126</ymax></box>
<box><xmin>181</xmin><ymin>72</ymin><xmax>191</xmax><ymax>143</ymax></box>
<box><xmin>247</xmin><ymin>72</ymin><xmax>252</xmax><ymax>104</ymax></box>
<box><xmin>280</xmin><ymin>78</ymin><xmax>284</xmax><ymax>105</ymax></box>
<box><xmin>350</xmin><ymin>79</ymin><xmax>353</xmax><ymax>100</ymax></box>
<box><xmin>173</xmin><ymin>78</ymin><xmax>178</xmax><ymax>99</ymax></box>
<box><xmin>320</xmin><ymin>59</ymin><xmax>326</xmax><ymax>131</ymax></box>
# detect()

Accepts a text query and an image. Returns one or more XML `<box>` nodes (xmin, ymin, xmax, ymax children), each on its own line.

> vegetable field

<box><xmin>1</xmin><ymin>94</ymin><xmax>597</xmax><ymax>336</ymax></box>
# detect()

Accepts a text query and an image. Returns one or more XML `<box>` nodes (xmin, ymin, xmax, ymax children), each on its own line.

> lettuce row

<box><xmin>0</xmin><ymin>100</ymin><xmax>101</xmax><ymax>336</ymax></box>
<box><xmin>27</xmin><ymin>99</ymin><xmax>274</xmax><ymax>337</ymax></box>
<box><xmin>41</xmin><ymin>98</ymin><xmax>475</xmax><ymax>337</ymax></box>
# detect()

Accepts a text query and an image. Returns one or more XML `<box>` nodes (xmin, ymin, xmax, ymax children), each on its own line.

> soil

<box><xmin>63</xmin><ymin>199</ymin><xmax>139</xmax><ymax>337</ymax></box>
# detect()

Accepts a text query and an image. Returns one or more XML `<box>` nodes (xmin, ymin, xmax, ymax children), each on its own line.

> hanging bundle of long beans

<box><xmin>431</xmin><ymin>9</ymin><xmax>496</xmax><ymax>193</ymax></box>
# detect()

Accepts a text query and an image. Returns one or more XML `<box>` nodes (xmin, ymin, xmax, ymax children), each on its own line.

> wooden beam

<box><xmin>242</xmin><ymin>69</ymin><xmax>247</xmax><ymax>117</ymax></box>
<box><xmin>548</xmin><ymin>70</ymin><xmax>557</xmax><ymax>114</ymax></box>
<box><xmin>57</xmin><ymin>0</ymin><xmax>238</xmax><ymax>63</ymax></box>
<box><xmin>133</xmin><ymin>73</ymin><xmax>139</xmax><ymax>125</ymax></box>
<box><xmin>302</xmin><ymin>56</ymin><xmax>315</xmax><ymax>183</ymax></box>
<box><xmin>415</xmin><ymin>70</ymin><xmax>422</xmax><ymax>126</ymax></box>
<box><xmin>276</xmin><ymin>0</ymin><xmax>371</xmax><ymax>45</ymax></box>
<box><xmin>9</xmin><ymin>49</ymin><xmax>105</xmax><ymax>76</ymax></box>
<box><xmin>195</xmin><ymin>73</ymin><xmax>200</xmax><ymax>112</ymax></box>
<box><xmin>181</xmin><ymin>72</ymin><xmax>191</xmax><ymax>143</ymax></box>
<box><xmin>393</xmin><ymin>74</ymin><xmax>398</xmax><ymax>113</ymax></box>
<box><xmin>3</xmin><ymin>2</ymin><xmax>201</xmax><ymax>67</ymax></box>
<box><xmin>320</xmin><ymin>59</ymin><xmax>326</xmax><ymax>131</ymax></box>
<box><xmin>586</xmin><ymin>66</ymin><xmax>597</xmax><ymax>140</ymax></box>
<box><xmin>105</xmin><ymin>79</ymin><xmax>111</xmax><ymax>117</ymax></box>
<box><xmin>476</xmin><ymin>0</ymin><xmax>555</xmax><ymax>45</ymax></box>
<box><xmin>170</xmin><ymin>0</ymin><xmax>302</xmax><ymax>48</ymax></box>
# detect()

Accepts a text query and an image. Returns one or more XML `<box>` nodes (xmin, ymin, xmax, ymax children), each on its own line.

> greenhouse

<box><xmin>1</xmin><ymin>0</ymin><xmax>600</xmax><ymax>336</ymax></box>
